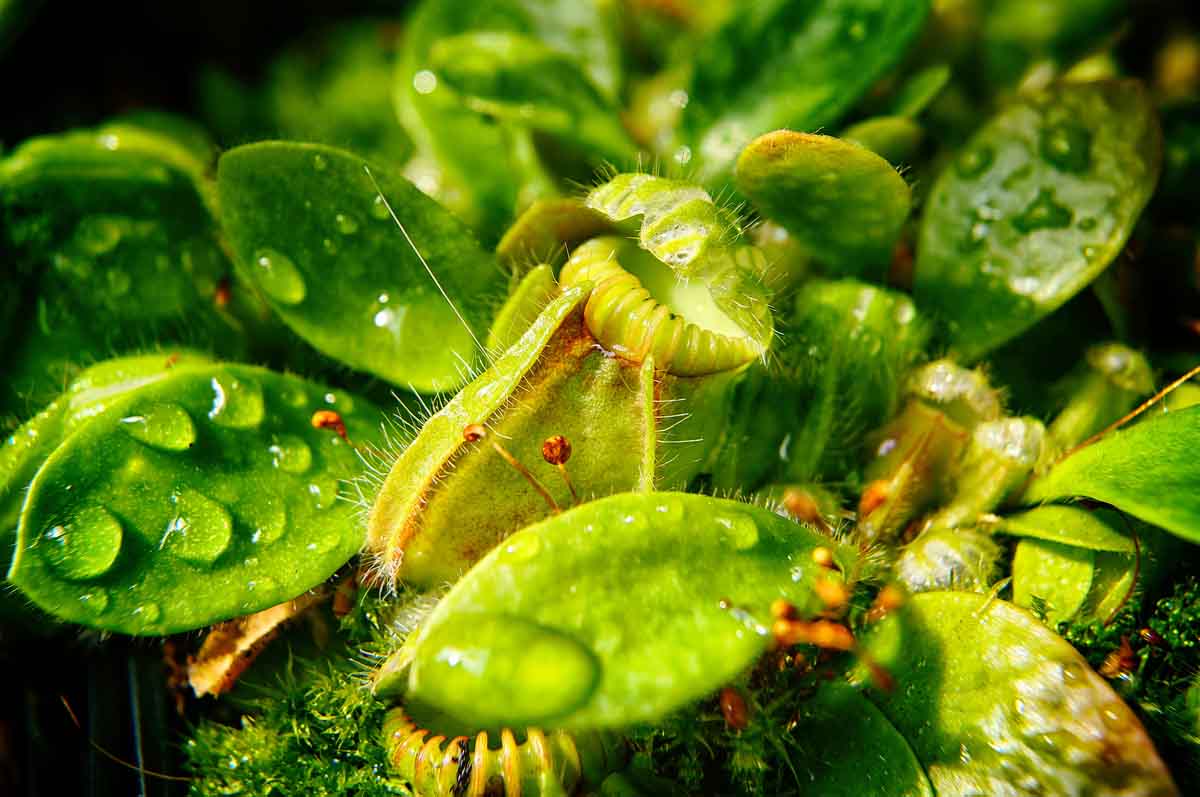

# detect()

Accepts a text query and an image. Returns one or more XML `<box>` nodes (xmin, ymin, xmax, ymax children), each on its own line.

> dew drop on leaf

<box><xmin>119</xmin><ymin>402</ymin><xmax>196</xmax><ymax>451</ymax></box>
<box><xmin>79</xmin><ymin>589</ymin><xmax>111</xmax><ymax>614</ymax></box>
<box><xmin>307</xmin><ymin>477</ymin><xmax>339</xmax><ymax>510</ymax></box>
<box><xmin>334</xmin><ymin>212</ymin><xmax>359</xmax><ymax>235</ymax></box>
<box><xmin>268</xmin><ymin>435</ymin><xmax>312</xmax><ymax>473</ymax></box>
<box><xmin>1040</xmin><ymin>122</ymin><xmax>1092</xmax><ymax>174</ymax></box>
<box><xmin>208</xmin><ymin>373</ymin><xmax>265</xmax><ymax>429</ymax></box>
<box><xmin>1012</xmin><ymin>188</ymin><xmax>1073</xmax><ymax>233</ymax></box>
<box><xmin>41</xmin><ymin>506</ymin><xmax>123</xmax><ymax>581</ymax></box>
<box><xmin>247</xmin><ymin>495</ymin><xmax>287</xmax><ymax>545</ymax></box>
<box><xmin>161</xmin><ymin>490</ymin><xmax>233</xmax><ymax>566</ymax></box>
<box><xmin>132</xmin><ymin>601</ymin><xmax>162</xmax><ymax>625</ymax></box>
<box><xmin>955</xmin><ymin>145</ymin><xmax>994</xmax><ymax>178</ymax></box>
<box><xmin>503</xmin><ymin>532</ymin><xmax>543</xmax><ymax>562</ymax></box>
<box><xmin>716</xmin><ymin>514</ymin><xmax>759</xmax><ymax>550</ymax></box>
<box><xmin>250</xmin><ymin>247</ymin><xmax>307</xmax><ymax>305</ymax></box>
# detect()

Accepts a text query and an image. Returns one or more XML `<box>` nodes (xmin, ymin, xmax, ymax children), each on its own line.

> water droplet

<box><xmin>79</xmin><ymin>589</ymin><xmax>111</xmax><ymax>613</ymax></box>
<box><xmin>1012</xmin><ymin>188</ymin><xmax>1072</xmax><ymax>234</ymax></box>
<box><xmin>715</xmin><ymin>514</ymin><xmax>759</xmax><ymax>550</ymax></box>
<box><xmin>654</xmin><ymin>500</ymin><xmax>684</xmax><ymax>524</ymax></box>
<box><xmin>305</xmin><ymin>530</ymin><xmax>340</xmax><ymax>555</ymax></box>
<box><xmin>413</xmin><ymin>69</ymin><xmax>437</xmax><ymax>94</ymax></box>
<box><xmin>41</xmin><ymin>506</ymin><xmax>123</xmax><ymax>581</ymax></box>
<box><xmin>673</xmin><ymin>145</ymin><xmax>692</xmax><ymax>165</ymax></box>
<box><xmin>1040</xmin><ymin>122</ymin><xmax>1092</xmax><ymax>174</ymax></box>
<box><xmin>313</xmin><ymin>154</ymin><xmax>328</xmax><ymax>171</ymax></box>
<box><xmin>250</xmin><ymin>248</ymin><xmax>306</xmax><ymax>305</ymax></box>
<box><xmin>668</xmin><ymin>89</ymin><xmax>689</xmax><ymax>109</ymax></box>
<box><xmin>132</xmin><ymin>602</ymin><xmax>162</xmax><ymax>625</ymax></box>
<box><xmin>268</xmin><ymin>435</ymin><xmax>312</xmax><ymax>473</ymax></box>
<box><xmin>334</xmin><ymin>213</ymin><xmax>359</xmax><ymax>235</ymax></box>
<box><xmin>1081</xmin><ymin>245</ymin><xmax>1099</xmax><ymax>260</ymax></box>
<box><xmin>894</xmin><ymin>301</ymin><xmax>916</xmax><ymax>325</ymax></box>
<box><xmin>322</xmin><ymin>237</ymin><xmax>338</xmax><ymax>255</ymax></box>
<box><xmin>247</xmin><ymin>495</ymin><xmax>286</xmax><ymax>545</ymax></box>
<box><xmin>119</xmin><ymin>403</ymin><xmax>196</xmax><ymax>451</ymax></box>
<box><xmin>371</xmin><ymin>195</ymin><xmax>391</xmax><ymax>220</ymax></box>
<box><xmin>955</xmin><ymin>145</ymin><xmax>994</xmax><ymax>178</ymax></box>
<box><xmin>503</xmin><ymin>532</ymin><xmax>542</xmax><ymax>561</ymax></box>
<box><xmin>308</xmin><ymin>478</ymin><xmax>339</xmax><ymax>510</ymax></box>
<box><xmin>161</xmin><ymin>490</ymin><xmax>233</xmax><ymax>565</ymax></box>
<box><xmin>209</xmin><ymin>373</ymin><xmax>265</xmax><ymax>429</ymax></box>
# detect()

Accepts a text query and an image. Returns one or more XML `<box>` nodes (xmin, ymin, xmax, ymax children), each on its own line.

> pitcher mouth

<box><xmin>560</xmin><ymin>236</ymin><xmax>771</xmax><ymax>376</ymax></box>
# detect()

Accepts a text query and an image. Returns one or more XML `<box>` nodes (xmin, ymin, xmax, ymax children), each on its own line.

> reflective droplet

<box><xmin>673</xmin><ymin>145</ymin><xmax>692</xmax><ymax>165</ymax></box>
<box><xmin>313</xmin><ymin>154</ymin><xmax>328</xmax><ymax>171</ymax></box>
<box><xmin>42</xmin><ymin>506</ymin><xmax>123</xmax><ymax>580</ymax></box>
<box><xmin>268</xmin><ymin>435</ymin><xmax>312</xmax><ymax>473</ymax></box>
<box><xmin>955</xmin><ymin>145</ymin><xmax>994</xmax><ymax>178</ymax></box>
<box><xmin>79</xmin><ymin>589</ymin><xmax>111</xmax><ymax>613</ymax></box>
<box><xmin>503</xmin><ymin>532</ymin><xmax>542</xmax><ymax>561</ymax></box>
<box><xmin>247</xmin><ymin>495</ymin><xmax>286</xmax><ymax>545</ymax></box>
<box><xmin>322</xmin><ymin>237</ymin><xmax>338</xmax><ymax>255</ymax></box>
<box><xmin>308</xmin><ymin>478</ymin><xmax>339</xmax><ymax>510</ymax></box>
<box><xmin>251</xmin><ymin>248</ymin><xmax>306</xmax><ymax>305</ymax></box>
<box><xmin>209</xmin><ymin>373</ymin><xmax>265</xmax><ymax>429</ymax></box>
<box><xmin>715</xmin><ymin>514</ymin><xmax>759</xmax><ymax>550</ymax></box>
<box><xmin>371</xmin><ymin>195</ymin><xmax>391</xmax><ymax>220</ymax></box>
<box><xmin>1012</xmin><ymin>188</ymin><xmax>1072</xmax><ymax>234</ymax></box>
<box><xmin>1040</xmin><ymin>122</ymin><xmax>1092</xmax><ymax>174</ymax></box>
<box><xmin>119</xmin><ymin>403</ymin><xmax>196</xmax><ymax>451</ymax></box>
<box><xmin>132</xmin><ymin>602</ymin><xmax>162</xmax><ymax>624</ymax></box>
<box><xmin>305</xmin><ymin>530</ymin><xmax>340</xmax><ymax>555</ymax></box>
<box><xmin>654</xmin><ymin>500</ymin><xmax>684</xmax><ymax>524</ymax></box>
<box><xmin>281</xmin><ymin>384</ymin><xmax>308</xmax><ymax>408</ymax></box>
<box><xmin>334</xmin><ymin>213</ymin><xmax>359</xmax><ymax>235</ymax></box>
<box><xmin>413</xmin><ymin>69</ymin><xmax>437</xmax><ymax>94</ymax></box>
<box><xmin>161</xmin><ymin>490</ymin><xmax>233</xmax><ymax>565</ymax></box>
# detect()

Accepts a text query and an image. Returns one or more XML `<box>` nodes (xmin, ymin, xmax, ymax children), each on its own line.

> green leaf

<box><xmin>0</xmin><ymin>120</ymin><xmax>241</xmax><ymax>412</ymax></box>
<box><xmin>735</xmin><ymin>131</ymin><xmax>911</xmax><ymax>279</ymax></box>
<box><xmin>889</xmin><ymin>63</ymin><xmax>951</xmax><ymax>117</ymax></box>
<box><xmin>402</xmin><ymin>492</ymin><xmax>853</xmax><ymax>728</ymax></box>
<box><xmin>495</xmin><ymin>197</ymin><xmax>615</xmax><ymax>269</ymax></box>
<box><xmin>680</xmin><ymin>0</ymin><xmax>929</xmax><ymax>186</ymax></box>
<box><xmin>913</xmin><ymin>80</ymin><xmax>1161</xmax><ymax>361</ymax></box>
<box><xmin>785</xmin><ymin>682</ymin><xmax>934</xmax><ymax>797</ymax></box>
<box><xmin>1012</xmin><ymin>537</ymin><xmax>1094</xmax><ymax>624</ymax></box>
<box><xmin>217</xmin><ymin>141</ymin><xmax>506</xmax><ymax>393</ymax></box>
<box><xmin>841</xmin><ymin>116</ymin><xmax>925</xmax><ymax>166</ymax></box>
<box><xmin>8</xmin><ymin>363</ymin><xmax>384</xmax><ymax>635</ymax></box>
<box><xmin>394</xmin><ymin>0</ymin><xmax>621</xmax><ymax>237</ymax></box>
<box><xmin>430</xmin><ymin>31</ymin><xmax>637</xmax><ymax>165</ymax></box>
<box><xmin>1024</xmin><ymin>406</ymin><xmax>1200</xmax><ymax>544</ymax></box>
<box><xmin>997</xmin><ymin>504</ymin><xmax>1134</xmax><ymax>552</ymax></box>
<box><xmin>860</xmin><ymin>591</ymin><xmax>1178</xmax><ymax>796</ymax></box>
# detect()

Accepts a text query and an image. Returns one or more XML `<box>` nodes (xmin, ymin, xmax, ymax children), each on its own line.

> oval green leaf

<box><xmin>997</xmin><ymin>504</ymin><xmax>1134</xmax><ymax>552</ymax></box>
<box><xmin>860</xmin><ymin>591</ymin><xmax>1178</xmax><ymax>796</ymax></box>
<box><xmin>404</xmin><ymin>492</ymin><xmax>854</xmax><ymax>728</ymax></box>
<box><xmin>8</xmin><ymin>363</ymin><xmax>384</xmax><ymax>634</ymax></box>
<box><xmin>914</xmin><ymin>80</ymin><xmax>1161</xmax><ymax>361</ymax></box>
<box><xmin>217</xmin><ymin>141</ymin><xmax>506</xmax><ymax>393</ymax></box>
<box><xmin>1012</xmin><ymin>537</ymin><xmax>1094</xmax><ymax>624</ymax></box>
<box><xmin>735</xmin><ymin>131</ymin><xmax>911</xmax><ymax>279</ymax></box>
<box><xmin>1024</xmin><ymin>406</ymin><xmax>1200</xmax><ymax>544</ymax></box>
<box><xmin>680</xmin><ymin>0</ymin><xmax>929</xmax><ymax>186</ymax></box>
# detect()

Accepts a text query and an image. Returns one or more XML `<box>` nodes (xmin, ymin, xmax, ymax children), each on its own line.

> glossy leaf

<box><xmin>0</xmin><ymin>119</ymin><xmax>241</xmax><ymax>411</ymax></box>
<box><xmin>997</xmin><ymin>504</ymin><xmax>1134</xmax><ymax>552</ymax></box>
<box><xmin>914</xmin><ymin>80</ymin><xmax>1161</xmax><ymax>361</ymax></box>
<box><xmin>8</xmin><ymin>363</ymin><xmax>384</xmax><ymax>634</ymax></box>
<box><xmin>402</xmin><ymin>492</ymin><xmax>854</xmax><ymax>728</ymax></box>
<box><xmin>680</xmin><ymin>0</ymin><xmax>929</xmax><ymax>186</ymax></box>
<box><xmin>861</xmin><ymin>591</ymin><xmax>1178</xmax><ymax>796</ymax></box>
<box><xmin>1012</xmin><ymin>537</ymin><xmax>1094</xmax><ymax>624</ymax></box>
<box><xmin>430</xmin><ymin>31</ymin><xmax>637</xmax><ymax>165</ymax></box>
<box><xmin>841</xmin><ymin>116</ymin><xmax>925</xmax><ymax>166</ymax></box>
<box><xmin>785</xmin><ymin>682</ymin><xmax>933</xmax><ymax>797</ymax></box>
<box><xmin>736</xmin><ymin>130</ymin><xmax>911</xmax><ymax>279</ymax></box>
<box><xmin>218</xmin><ymin>141</ymin><xmax>506</xmax><ymax>393</ymax></box>
<box><xmin>1025</xmin><ymin>406</ymin><xmax>1200</xmax><ymax>544</ymax></box>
